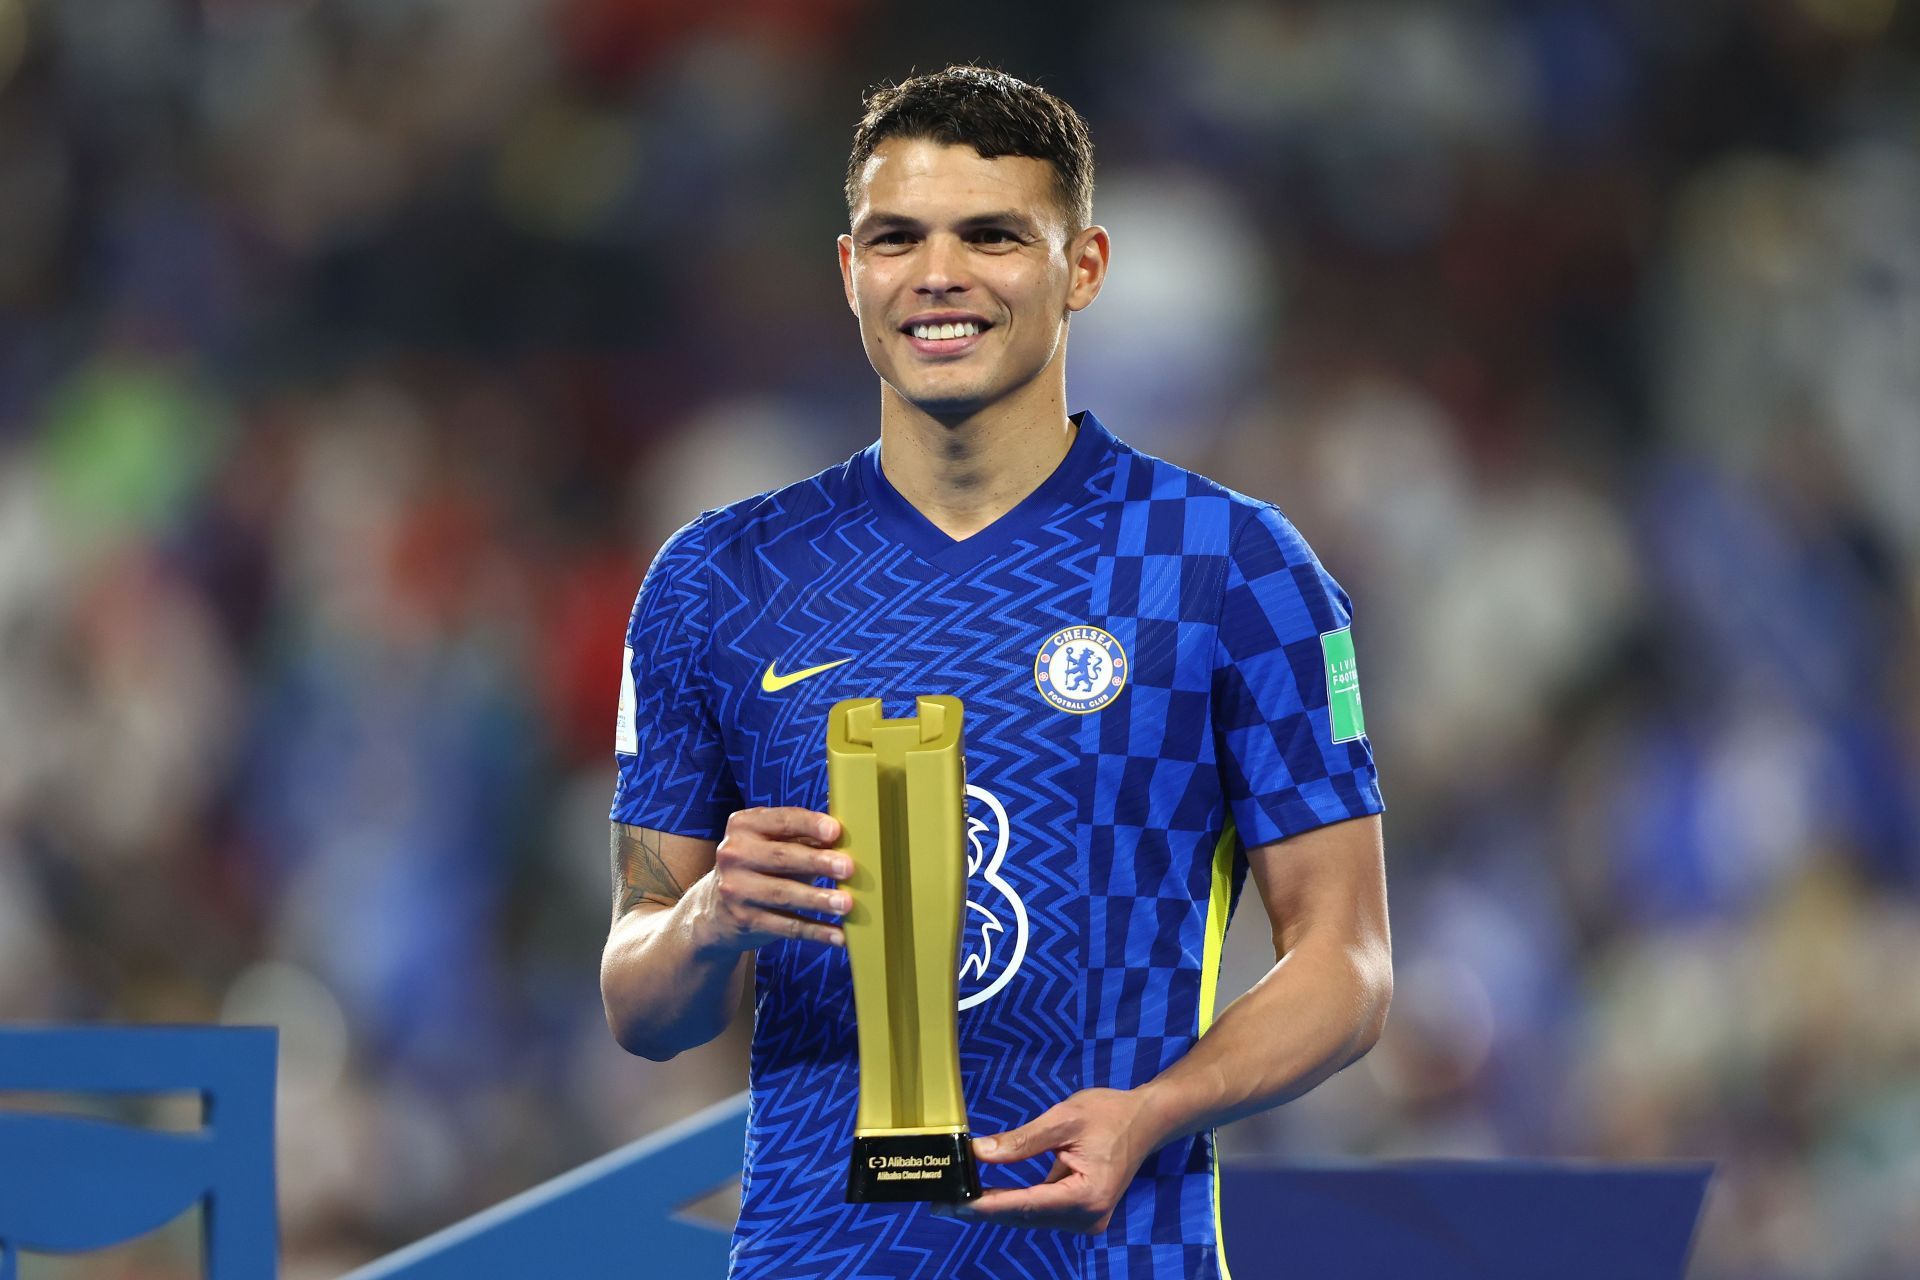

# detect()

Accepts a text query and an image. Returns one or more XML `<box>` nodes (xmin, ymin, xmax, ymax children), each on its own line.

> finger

<box><xmin>717</xmin><ymin>836</ymin><xmax>851</xmax><ymax>884</ymax></box>
<box><xmin>735</xmin><ymin>872</ymin><xmax>849</xmax><ymax>919</ymax></box>
<box><xmin>963</xmin><ymin>1182</ymin><xmax>1095</xmax><ymax>1229</ymax></box>
<box><xmin>731</xmin><ymin>807</ymin><xmax>840</xmax><ymax>845</ymax></box>
<box><xmin>974</xmin><ymin>1109</ymin><xmax>1072</xmax><ymax>1164</ymax></box>
<box><xmin>746</xmin><ymin>841</ymin><xmax>853</xmax><ymax>882</ymax></box>
<box><xmin>742</xmin><ymin>908</ymin><xmax>844</xmax><ymax>947</ymax></box>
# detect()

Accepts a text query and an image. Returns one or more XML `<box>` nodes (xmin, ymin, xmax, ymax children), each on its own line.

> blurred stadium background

<box><xmin>0</xmin><ymin>0</ymin><xmax>1915</xmax><ymax>1277</ymax></box>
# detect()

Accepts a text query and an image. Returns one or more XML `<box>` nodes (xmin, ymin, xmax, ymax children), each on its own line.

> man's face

<box><xmin>838</xmin><ymin>138</ymin><xmax>1107</xmax><ymax>420</ymax></box>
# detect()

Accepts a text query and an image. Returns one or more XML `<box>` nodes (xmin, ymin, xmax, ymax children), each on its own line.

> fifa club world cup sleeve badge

<box><xmin>1320</xmin><ymin>626</ymin><xmax>1366</xmax><ymax>743</ymax></box>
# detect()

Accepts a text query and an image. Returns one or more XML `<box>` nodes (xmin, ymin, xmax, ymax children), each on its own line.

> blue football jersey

<box><xmin>612</xmin><ymin>410</ymin><xmax>1383</xmax><ymax>1280</ymax></box>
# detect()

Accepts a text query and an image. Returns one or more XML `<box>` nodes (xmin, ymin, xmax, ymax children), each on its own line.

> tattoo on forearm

<box><xmin>612</xmin><ymin>826</ymin><xmax>685</xmax><ymax>916</ymax></box>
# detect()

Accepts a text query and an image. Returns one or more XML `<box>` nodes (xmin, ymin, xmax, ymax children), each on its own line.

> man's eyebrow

<box><xmin>853</xmin><ymin>210</ymin><xmax>1042</xmax><ymax>236</ymax></box>
<box><xmin>852</xmin><ymin>212</ymin><xmax>918</xmax><ymax>236</ymax></box>
<box><xmin>957</xmin><ymin>210</ymin><xmax>1041</xmax><ymax>234</ymax></box>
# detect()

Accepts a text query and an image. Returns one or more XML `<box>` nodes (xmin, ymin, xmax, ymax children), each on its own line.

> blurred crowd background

<box><xmin>0</xmin><ymin>0</ymin><xmax>1916</xmax><ymax>1277</ymax></box>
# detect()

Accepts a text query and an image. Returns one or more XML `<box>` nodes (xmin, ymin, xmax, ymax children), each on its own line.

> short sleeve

<box><xmin>1212</xmin><ymin>505</ymin><xmax>1384</xmax><ymax>848</ymax></box>
<box><xmin>610</xmin><ymin>513</ymin><xmax>741</xmax><ymax>838</ymax></box>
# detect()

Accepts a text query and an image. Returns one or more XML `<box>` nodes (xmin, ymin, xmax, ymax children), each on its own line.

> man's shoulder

<box><xmin>1107</xmin><ymin>435</ymin><xmax>1305</xmax><ymax>559</ymax></box>
<box><xmin>659</xmin><ymin>449</ymin><xmax>870</xmax><ymax>559</ymax></box>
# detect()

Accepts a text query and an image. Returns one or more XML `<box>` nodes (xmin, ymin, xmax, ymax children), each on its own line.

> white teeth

<box><xmin>911</xmin><ymin>322</ymin><xmax>981</xmax><ymax>340</ymax></box>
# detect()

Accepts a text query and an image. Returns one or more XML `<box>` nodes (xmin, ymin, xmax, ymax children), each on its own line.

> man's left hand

<box><xmin>943</xmin><ymin>1087</ymin><xmax>1170</xmax><ymax>1233</ymax></box>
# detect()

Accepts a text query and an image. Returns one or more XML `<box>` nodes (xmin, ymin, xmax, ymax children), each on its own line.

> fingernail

<box><xmin>830</xmin><ymin>893</ymin><xmax>851</xmax><ymax>913</ymax></box>
<box><xmin>828</xmin><ymin>930</ymin><xmax>845</xmax><ymax>947</ymax></box>
<box><xmin>974</xmin><ymin>1136</ymin><xmax>998</xmax><ymax>1156</ymax></box>
<box><xmin>820</xmin><ymin>818</ymin><xmax>838</xmax><ymax>840</ymax></box>
<box><xmin>834</xmin><ymin>857</ymin><xmax>853</xmax><ymax>879</ymax></box>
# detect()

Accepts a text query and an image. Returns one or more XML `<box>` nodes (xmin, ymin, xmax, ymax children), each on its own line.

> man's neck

<box><xmin>877</xmin><ymin>386</ymin><xmax>1078</xmax><ymax>542</ymax></box>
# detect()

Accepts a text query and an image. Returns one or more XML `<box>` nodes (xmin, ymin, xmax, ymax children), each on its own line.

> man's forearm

<box><xmin>600</xmin><ymin>878</ymin><xmax>751</xmax><ymax>1061</ymax></box>
<box><xmin>1134</xmin><ymin>933</ymin><xmax>1393</xmax><ymax>1145</ymax></box>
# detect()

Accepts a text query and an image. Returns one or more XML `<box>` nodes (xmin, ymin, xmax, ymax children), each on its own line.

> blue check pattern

<box><xmin>613</xmin><ymin>411</ymin><xmax>1383</xmax><ymax>1279</ymax></box>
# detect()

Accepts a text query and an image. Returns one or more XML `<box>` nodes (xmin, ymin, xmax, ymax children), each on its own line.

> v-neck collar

<box><xmin>857</xmin><ymin>409</ymin><xmax>1116</xmax><ymax>576</ymax></box>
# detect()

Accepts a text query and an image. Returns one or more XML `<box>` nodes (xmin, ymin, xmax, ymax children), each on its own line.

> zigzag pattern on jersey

<box><xmin>612</xmin><ymin>512</ymin><xmax>742</xmax><ymax>835</ymax></box>
<box><xmin>689</xmin><ymin>457</ymin><xmax>1121</xmax><ymax>1279</ymax></box>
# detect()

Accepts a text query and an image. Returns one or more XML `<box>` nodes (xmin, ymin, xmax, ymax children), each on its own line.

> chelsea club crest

<box><xmin>1034</xmin><ymin>625</ymin><xmax>1128</xmax><ymax>714</ymax></box>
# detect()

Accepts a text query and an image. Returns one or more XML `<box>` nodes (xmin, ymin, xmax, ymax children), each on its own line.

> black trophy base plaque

<box><xmin>846</xmin><ymin>1132</ymin><xmax>983</xmax><ymax>1204</ymax></box>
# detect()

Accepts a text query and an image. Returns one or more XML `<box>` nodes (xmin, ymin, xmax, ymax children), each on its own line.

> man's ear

<box><xmin>837</xmin><ymin>235</ymin><xmax>857</xmax><ymax>314</ymax></box>
<box><xmin>1065</xmin><ymin>225</ymin><xmax>1110</xmax><ymax>314</ymax></box>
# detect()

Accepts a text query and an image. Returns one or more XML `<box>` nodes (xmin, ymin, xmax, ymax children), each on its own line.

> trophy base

<box><xmin>846</xmin><ymin>1131</ymin><xmax>982</xmax><ymax>1204</ymax></box>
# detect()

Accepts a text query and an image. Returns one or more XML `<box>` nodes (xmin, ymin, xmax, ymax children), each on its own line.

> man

<box><xmin>603</xmin><ymin>65</ymin><xmax>1390</xmax><ymax>1280</ymax></box>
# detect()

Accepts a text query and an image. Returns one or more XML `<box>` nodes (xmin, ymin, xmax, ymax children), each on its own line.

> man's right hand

<box><xmin>691</xmin><ymin>807</ymin><xmax>850</xmax><ymax>952</ymax></box>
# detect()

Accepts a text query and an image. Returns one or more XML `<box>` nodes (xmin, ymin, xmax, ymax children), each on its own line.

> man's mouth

<box><xmin>900</xmin><ymin>318</ymin><xmax>993</xmax><ymax>357</ymax></box>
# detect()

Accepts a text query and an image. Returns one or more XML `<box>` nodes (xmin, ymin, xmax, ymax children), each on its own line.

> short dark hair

<box><xmin>845</xmin><ymin>65</ymin><xmax>1095</xmax><ymax>232</ymax></box>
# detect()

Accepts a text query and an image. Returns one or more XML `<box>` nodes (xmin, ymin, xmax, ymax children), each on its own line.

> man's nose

<box><xmin>915</xmin><ymin>233</ymin><xmax>970</xmax><ymax>295</ymax></box>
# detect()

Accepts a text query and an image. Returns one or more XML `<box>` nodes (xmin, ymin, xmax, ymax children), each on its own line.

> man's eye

<box><xmin>975</xmin><ymin>229</ymin><xmax>1015</xmax><ymax>244</ymax></box>
<box><xmin>871</xmin><ymin>232</ymin><xmax>912</xmax><ymax>246</ymax></box>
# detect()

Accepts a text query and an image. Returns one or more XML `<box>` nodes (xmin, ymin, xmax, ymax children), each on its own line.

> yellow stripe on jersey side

<box><xmin>1198</xmin><ymin>823</ymin><xmax>1236</xmax><ymax>1035</ymax></box>
<box><xmin>1198</xmin><ymin>822</ymin><xmax>1237</xmax><ymax>1280</ymax></box>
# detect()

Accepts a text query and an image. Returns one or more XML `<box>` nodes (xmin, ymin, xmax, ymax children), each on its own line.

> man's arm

<box><xmin>1138</xmin><ymin>812</ymin><xmax>1392</xmax><ymax>1130</ymax></box>
<box><xmin>600</xmin><ymin>824</ymin><xmax>733</xmax><ymax>1061</ymax></box>
<box><xmin>600</xmin><ymin>810</ymin><xmax>851</xmax><ymax>1061</ymax></box>
<box><xmin>961</xmin><ymin>812</ymin><xmax>1391</xmax><ymax>1232</ymax></box>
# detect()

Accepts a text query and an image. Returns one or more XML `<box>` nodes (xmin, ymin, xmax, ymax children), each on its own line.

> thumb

<box><xmin>974</xmin><ymin>1107</ymin><xmax>1070</xmax><ymax>1164</ymax></box>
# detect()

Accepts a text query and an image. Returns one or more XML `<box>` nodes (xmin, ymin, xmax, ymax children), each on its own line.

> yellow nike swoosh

<box><xmin>760</xmin><ymin>657</ymin><xmax>854</xmax><ymax>693</ymax></box>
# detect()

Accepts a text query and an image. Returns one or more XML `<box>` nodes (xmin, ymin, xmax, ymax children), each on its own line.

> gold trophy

<box><xmin>828</xmin><ymin>695</ymin><xmax>982</xmax><ymax>1204</ymax></box>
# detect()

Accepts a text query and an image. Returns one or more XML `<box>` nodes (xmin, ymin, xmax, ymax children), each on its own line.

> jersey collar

<box><xmin>857</xmin><ymin>409</ymin><xmax>1116</xmax><ymax>576</ymax></box>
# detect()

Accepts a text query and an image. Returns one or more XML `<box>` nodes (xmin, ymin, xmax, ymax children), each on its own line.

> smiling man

<box><xmin>602</xmin><ymin>66</ymin><xmax>1391</xmax><ymax>1280</ymax></box>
